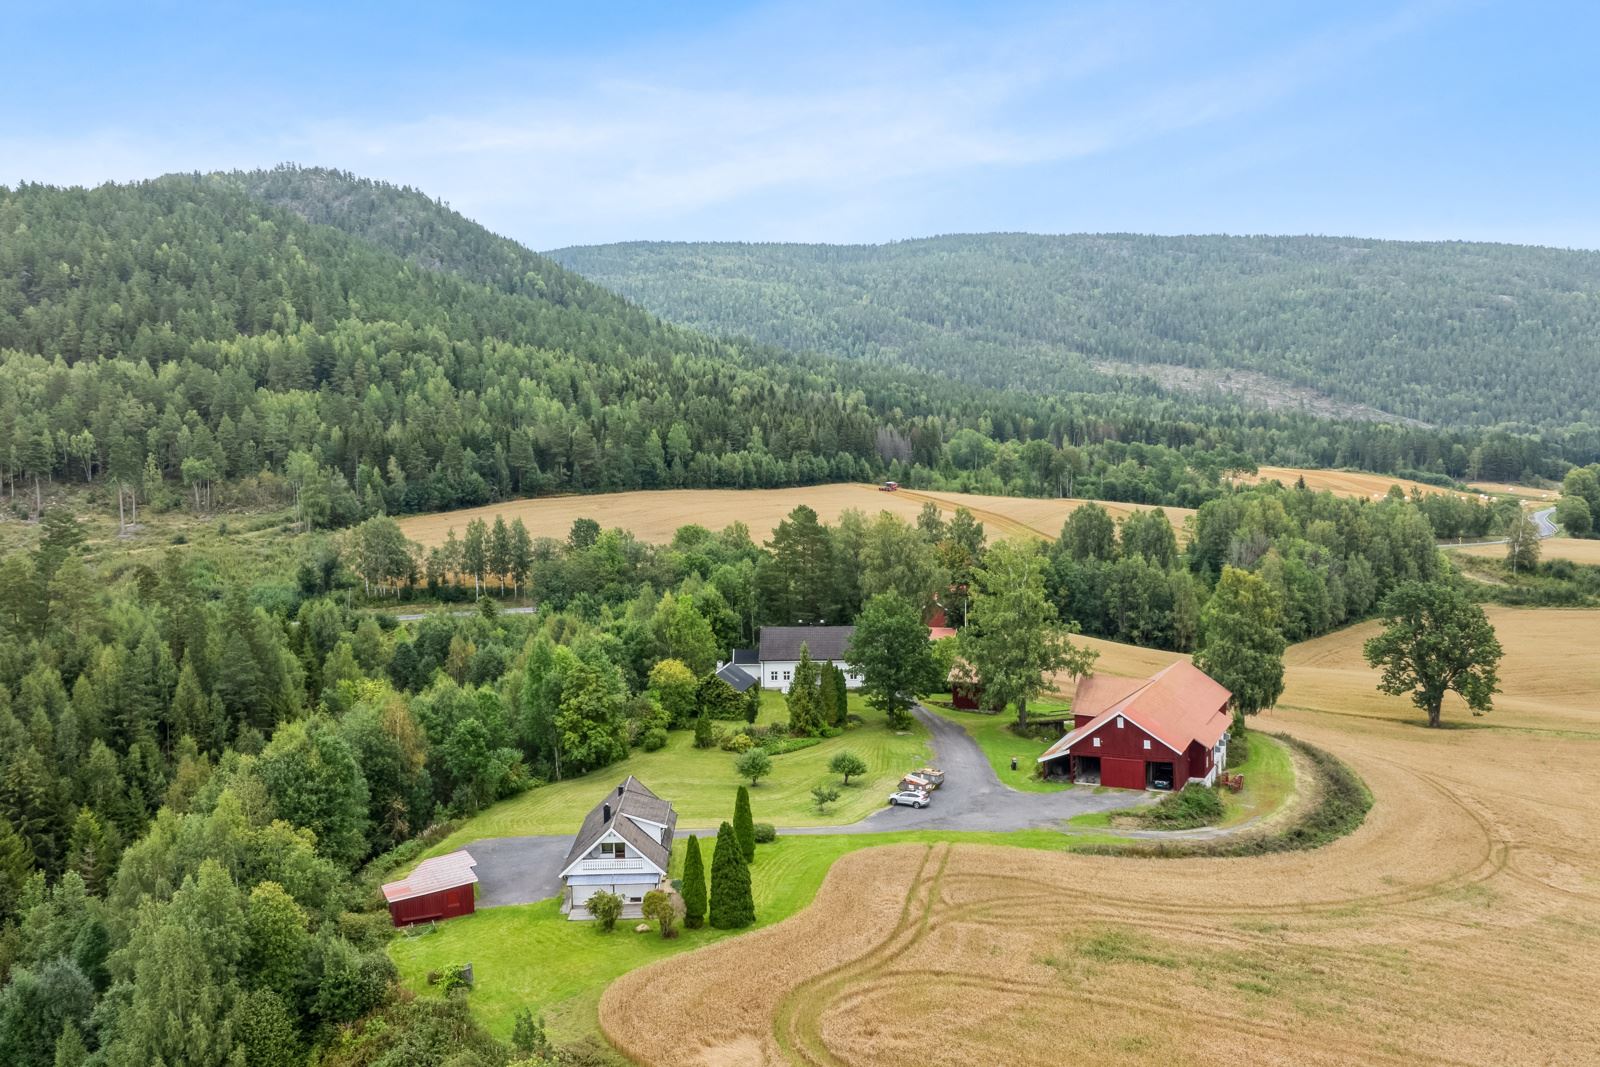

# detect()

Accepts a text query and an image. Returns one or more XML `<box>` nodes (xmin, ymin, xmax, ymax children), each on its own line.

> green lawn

<box><xmin>1218</xmin><ymin>730</ymin><xmax>1295</xmax><ymax>828</ymax></box>
<box><xmin>424</xmin><ymin>693</ymin><xmax>929</xmax><ymax>858</ymax></box>
<box><xmin>923</xmin><ymin>697</ymin><xmax>1074</xmax><ymax>793</ymax></box>
<box><xmin>390</xmin><ymin>828</ymin><xmax>1107</xmax><ymax>1044</ymax></box>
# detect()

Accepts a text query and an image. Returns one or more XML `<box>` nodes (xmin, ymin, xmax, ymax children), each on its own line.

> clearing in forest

<box><xmin>599</xmin><ymin>607</ymin><xmax>1600</xmax><ymax>1067</ymax></box>
<box><xmin>395</xmin><ymin>483</ymin><xmax>1194</xmax><ymax>548</ymax></box>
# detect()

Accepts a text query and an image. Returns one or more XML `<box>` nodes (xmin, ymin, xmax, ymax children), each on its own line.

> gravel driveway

<box><xmin>462</xmin><ymin>703</ymin><xmax>1149</xmax><ymax>908</ymax></box>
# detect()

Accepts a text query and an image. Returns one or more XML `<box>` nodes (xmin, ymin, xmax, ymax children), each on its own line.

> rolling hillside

<box><xmin>549</xmin><ymin>233</ymin><xmax>1600</xmax><ymax>434</ymax></box>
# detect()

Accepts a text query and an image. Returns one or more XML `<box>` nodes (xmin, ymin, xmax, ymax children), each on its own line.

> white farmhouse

<box><xmin>752</xmin><ymin>625</ymin><xmax>863</xmax><ymax>693</ymax></box>
<box><xmin>559</xmin><ymin>777</ymin><xmax>676</xmax><ymax>920</ymax></box>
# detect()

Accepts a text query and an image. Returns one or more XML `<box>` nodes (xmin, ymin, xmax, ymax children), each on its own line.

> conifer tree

<box><xmin>733</xmin><ymin>786</ymin><xmax>756</xmax><ymax>862</ymax></box>
<box><xmin>707</xmin><ymin>821</ymin><xmax>754</xmax><ymax>930</ymax></box>
<box><xmin>680</xmin><ymin>834</ymin><xmax>707</xmax><ymax>929</ymax></box>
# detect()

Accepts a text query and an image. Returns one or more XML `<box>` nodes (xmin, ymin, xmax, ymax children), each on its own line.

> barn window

<box><xmin>1092</xmin><ymin>737</ymin><xmax>1101</xmax><ymax>748</ymax></box>
<box><xmin>1116</xmin><ymin>716</ymin><xmax>1124</xmax><ymax>728</ymax></box>
<box><xmin>1142</xmin><ymin>739</ymin><xmax>1151</xmax><ymax>750</ymax></box>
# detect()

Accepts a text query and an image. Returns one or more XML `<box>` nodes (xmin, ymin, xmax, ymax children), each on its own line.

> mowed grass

<box><xmin>423</xmin><ymin>694</ymin><xmax>929</xmax><ymax>857</ymax></box>
<box><xmin>1449</xmin><ymin>536</ymin><xmax>1600</xmax><ymax>566</ymax></box>
<box><xmin>396</xmin><ymin>482</ymin><xmax>1195</xmax><ymax>549</ymax></box>
<box><xmin>923</xmin><ymin>698</ymin><xmax>1076</xmax><ymax>793</ymax></box>
<box><xmin>390</xmin><ymin>828</ymin><xmax>1083</xmax><ymax>1044</ymax></box>
<box><xmin>1217</xmin><ymin>731</ymin><xmax>1294</xmax><ymax>828</ymax></box>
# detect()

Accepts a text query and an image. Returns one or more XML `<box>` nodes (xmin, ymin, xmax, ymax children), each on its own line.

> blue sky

<box><xmin>4</xmin><ymin>1</ymin><xmax>1597</xmax><ymax>249</ymax></box>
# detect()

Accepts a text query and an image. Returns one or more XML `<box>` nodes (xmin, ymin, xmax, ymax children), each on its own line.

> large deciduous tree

<box><xmin>846</xmin><ymin>592</ymin><xmax>940</xmax><ymax>729</ymax></box>
<box><xmin>1363</xmin><ymin>580</ymin><xmax>1503</xmax><ymax>728</ymax></box>
<box><xmin>1192</xmin><ymin>566</ymin><xmax>1286</xmax><ymax>717</ymax></box>
<box><xmin>958</xmin><ymin>540</ymin><xmax>1097</xmax><ymax>727</ymax></box>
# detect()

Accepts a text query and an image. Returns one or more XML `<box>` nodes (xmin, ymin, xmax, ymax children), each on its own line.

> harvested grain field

<box><xmin>396</xmin><ymin>484</ymin><xmax>1194</xmax><ymax>549</ymax></box>
<box><xmin>601</xmin><ymin>608</ymin><xmax>1600</xmax><ymax>1067</ymax></box>
<box><xmin>1466</xmin><ymin>481</ymin><xmax>1558</xmax><ymax>502</ymax></box>
<box><xmin>1450</xmin><ymin>536</ymin><xmax>1600</xmax><ymax>566</ymax></box>
<box><xmin>1237</xmin><ymin>466</ymin><xmax>1475</xmax><ymax>500</ymax></box>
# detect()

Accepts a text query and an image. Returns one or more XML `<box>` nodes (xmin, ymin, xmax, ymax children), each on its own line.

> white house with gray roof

<box><xmin>753</xmin><ymin>625</ymin><xmax>863</xmax><ymax>693</ymax></box>
<box><xmin>559</xmin><ymin>776</ymin><xmax>676</xmax><ymax>920</ymax></box>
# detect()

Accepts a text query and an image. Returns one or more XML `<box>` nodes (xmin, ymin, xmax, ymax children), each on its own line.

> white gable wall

<box><xmin>759</xmin><ymin>659</ymin><xmax>864</xmax><ymax>692</ymax></box>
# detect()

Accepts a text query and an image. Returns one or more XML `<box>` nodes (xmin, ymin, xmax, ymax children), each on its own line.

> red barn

<box><xmin>382</xmin><ymin>850</ymin><xmax>478</xmax><ymax>927</ymax></box>
<box><xmin>1037</xmin><ymin>663</ymin><xmax>1232</xmax><ymax>791</ymax></box>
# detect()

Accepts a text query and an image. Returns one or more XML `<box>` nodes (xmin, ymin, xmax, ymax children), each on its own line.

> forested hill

<box><xmin>549</xmin><ymin>233</ymin><xmax>1600</xmax><ymax>435</ymax></box>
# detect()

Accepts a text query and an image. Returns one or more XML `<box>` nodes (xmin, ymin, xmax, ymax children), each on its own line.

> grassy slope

<box><xmin>922</xmin><ymin>697</ymin><xmax>1074</xmax><ymax>794</ymax></box>
<box><xmin>1218</xmin><ymin>731</ymin><xmax>1295</xmax><ymax>828</ymax></box>
<box><xmin>424</xmin><ymin>692</ymin><xmax>928</xmax><ymax>857</ymax></box>
<box><xmin>390</xmin><ymin>828</ymin><xmax>1117</xmax><ymax>1044</ymax></box>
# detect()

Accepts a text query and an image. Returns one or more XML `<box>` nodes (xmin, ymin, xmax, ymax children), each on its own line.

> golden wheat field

<box><xmin>600</xmin><ymin>608</ymin><xmax>1600</xmax><ymax>1067</ymax></box>
<box><xmin>395</xmin><ymin>484</ymin><xmax>1195</xmax><ymax>549</ymax></box>
<box><xmin>1449</xmin><ymin>537</ymin><xmax>1600</xmax><ymax>566</ymax></box>
<box><xmin>1237</xmin><ymin>466</ymin><xmax>1476</xmax><ymax>500</ymax></box>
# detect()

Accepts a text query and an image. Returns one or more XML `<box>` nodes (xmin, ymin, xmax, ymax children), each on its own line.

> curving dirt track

<box><xmin>599</xmin><ymin>615</ymin><xmax>1600</xmax><ymax>1067</ymax></box>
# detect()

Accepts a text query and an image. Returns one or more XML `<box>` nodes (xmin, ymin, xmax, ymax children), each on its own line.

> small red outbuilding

<box><xmin>382</xmin><ymin>850</ymin><xmax>478</xmax><ymax>927</ymax></box>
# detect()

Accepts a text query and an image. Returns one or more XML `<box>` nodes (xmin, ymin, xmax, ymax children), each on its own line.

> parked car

<box><xmin>887</xmin><ymin>789</ymin><xmax>930</xmax><ymax>808</ymax></box>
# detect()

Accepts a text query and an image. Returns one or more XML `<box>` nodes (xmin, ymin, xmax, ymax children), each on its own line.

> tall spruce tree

<box><xmin>680</xmin><ymin>834</ymin><xmax>707</xmax><ymax>929</ymax></box>
<box><xmin>733</xmin><ymin>786</ymin><xmax>756</xmax><ymax>862</ymax></box>
<box><xmin>707</xmin><ymin>821</ymin><xmax>754</xmax><ymax>930</ymax></box>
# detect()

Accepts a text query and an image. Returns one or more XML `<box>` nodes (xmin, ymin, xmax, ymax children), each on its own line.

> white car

<box><xmin>887</xmin><ymin>789</ymin><xmax>930</xmax><ymax>809</ymax></box>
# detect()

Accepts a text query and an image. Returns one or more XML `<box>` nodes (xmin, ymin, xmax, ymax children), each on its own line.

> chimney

<box><xmin>617</xmin><ymin>783</ymin><xmax>625</xmax><ymax>796</ymax></box>
<box><xmin>602</xmin><ymin>803</ymin><xmax>612</xmax><ymax>822</ymax></box>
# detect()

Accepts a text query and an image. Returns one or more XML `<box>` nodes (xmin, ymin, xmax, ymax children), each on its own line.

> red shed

<box><xmin>1037</xmin><ymin>663</ymin><xmax>1232</xmax><ymax>791</ymax></box>
<box><xmin>382</xmin><ymin>850</ymin><xmax>478</xmax><ymax>927</ymax></box>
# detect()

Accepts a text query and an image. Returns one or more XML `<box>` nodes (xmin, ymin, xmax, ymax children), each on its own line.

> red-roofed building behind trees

<box><xmin>1037</xmin><ymin>662</ymin><xmax>1232</xmax><ymax>791</ymax></box>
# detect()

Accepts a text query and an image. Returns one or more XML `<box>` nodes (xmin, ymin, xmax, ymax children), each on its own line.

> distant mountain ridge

<box><xmin>548</xmin><ymin>233</ymin><xmax>1600</xmax><ymax>435</ymax></box>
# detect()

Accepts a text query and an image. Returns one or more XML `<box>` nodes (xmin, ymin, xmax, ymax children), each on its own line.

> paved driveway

<box><xmin>462</xmin><ymin>703</ymin><xmax>1149</xmax><ymax>908</ymax></box>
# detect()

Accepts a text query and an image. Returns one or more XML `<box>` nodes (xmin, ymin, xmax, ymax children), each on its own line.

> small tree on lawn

<box><xmin>745</xmin><ymin>683</ymin><xmax>760</xmax><ymax>724</ymax></box>
<box><xmin>693</xmin><ymin>712</ymin><xmax>715</xmax><ymax>749</ymax></box>
<box><xmin>818</xmin><ymin>664</ymin><xmax>842</xmax><ymax>728</ymax></box>
<box><xmin>511</xmin><ymin>1007</ymin><xmax>552</xmax><ymax>1060</ymax></box>
<box><xmin>680</xmin><ymin>834</ymin><xmax>707</xmax><ymax>929</ymax></box>
<box><xmin>787</xmin><ymin>645</ymin><xmax>824</xmax><ymax>735</ymax></box>
<box><xmin>735</xmin><ymin>748</ymin><xmax>772</xmax><ymax>787</ymax></box>
<box><xmin>828</xmin><ymin>751</ymin><xmax>867</xmax><ymax>785</ymax></box>
<box><xmin>1363</xmin><ymin>580</ymin><xmax>1503</xmax><ymax>728</ymax></box>
<box><xmin>811</xmin><ymin>784</ymin><xmax>841</xmax><ymax>812</ymax></box>
<box><xmin>587</xmin><ymin>889</ymin><xmax>623</xmax><ymax>932</ymax></box>
<box><xmin>733</xmin><ymin>785</ymin><xmax>756</xmax><ymax>861</ymax></box>
<box><xmin>708</xmin><ymin>821</ymin><xmax>755</xmax><ymax>929</ymax></box>
<box><xmin>641</xmin><ymin>889</ymin><xmax>681</xmax><ymax>939</ymax></box>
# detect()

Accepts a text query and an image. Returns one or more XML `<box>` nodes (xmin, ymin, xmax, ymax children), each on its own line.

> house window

<box><xmin>770</xmin><ymin>671</ymin><xmax>778</xmax><ymax>681</ymax></box>
<box><xmin>1092</xmin><ymin>737</ymin><xmax>1101</xmax><ymax>748</ymax></box>
<box><xmin>600</xmin><ymin>842</ymin><xmax>626</xmax><ymax>859</ymax></box>
<box><xmin>1142</xmin><ymin>739</ymin><xmax>1151</xmax><ymax>750</ymax></box>
<box><xmin>629</xmin><ymin>895</ymin><xmax>643</xmax><ymax>904</ymax></box>
<box><xmin>783</xmin><ymin>671</ymin><xmax>791</xmax><ymax>681</ymax></box>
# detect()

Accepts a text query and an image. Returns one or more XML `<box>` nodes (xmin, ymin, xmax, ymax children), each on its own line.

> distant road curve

<box><xmin>1443</xmin><ymin>506</ymin><xmax>1557</xmax><ymax>549</ymax></box>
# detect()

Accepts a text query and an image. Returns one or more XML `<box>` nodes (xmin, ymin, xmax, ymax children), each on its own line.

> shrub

<box><xmin>708</xmin><ymin>822</ymin><xmax>755</xmax><ymax>929</ymax></box>
<box><xmin>719</xmin><ymin>731</ymin><xmax>754</xmax><ymax>753</ymax></box>
<box><xmin>586</xmin><ymin>890</ymin><xmax>624</xmax><ymax>932</ymax></box>
<box><xmin>511</xmin><ymin>1007</ymin><xmax>552</xmax><ymax>1060</ymax></box>
<box><xmin>886</xmin><ymin>706</ymin><xmax>914</xmax><ymax>731</ymax></box>
<box><xmin>639</xmin><ymin>727</ymin><xmax>668</xmax><ymax>752</ymax></box>
<box><xmin>811</xmin><ymin>785</ymin><xmax>841</xmax><ymax>811</ymax></box>
<box><xmin>438</xmin><ymin>962</ymin><xmax>473</xmax><ymax>995</ymax></box>
<box><xmin>752</xmin><ymin>822</ymin><xmax>776</xmax><ymax>843</ymax></box>
<box><xmin>680</xmin><ymin>835</ymin><xmax>707</xmax><ymax>929</ymax></box>
<box><xmin>1137</xmin><ymin>784</ymin><xmax>1225</xmax><ymax>829</ymax></box>
<box><xmin>735</xmin><ymin>748</ymin><xmax>772</xmax><ymax>786</ymax></box>
<box><xmin>641</xmin><ymin>889</ymin><xmax>682</xmax><ymax>939</ymax></box>
<box><xmin>733</xmin><ymin>786</ymin><xmax>756</xmax><ymax>861</ymax></box>
<box><xmin>760</xmin><ymin>736</ymin><xmax>822</xmax><ymax>756</ymax></box>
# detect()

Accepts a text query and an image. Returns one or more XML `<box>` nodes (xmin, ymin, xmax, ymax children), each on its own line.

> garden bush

<box><xmin>752</xmin><ymin>822</ymin><xmax>776</xmax><ymax>843</ymax></box>
<box><xmin>639</xmin><ymin>727</ymin><xmax>668</xmax><ymax>752</ymax></box>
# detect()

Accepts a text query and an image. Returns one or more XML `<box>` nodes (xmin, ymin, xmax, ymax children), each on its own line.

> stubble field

<box><xmin>1449</xmin><ymin>536</ymin><xmax>1600</xmax><ymax>566</ymax></box>
<box><xmin>1237</xmin><ymin>466</ymin><xmax>1476</xmax><ymax>500</ymax></box>
<box><xmin>599</xmin><ymin>606</ymin><xmax>1600</xmax><ymax>1067</ymax></box>
<box><xmin>395</xmin><ymin>484</ymin><xmax>1194</xmax><ymax>548</ymax></box>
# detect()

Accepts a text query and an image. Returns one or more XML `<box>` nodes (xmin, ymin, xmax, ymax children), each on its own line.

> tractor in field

<box><xmin>879</xmin><ymin>480</ymin><xmax>899</xmax><ymax>491</ymax></box>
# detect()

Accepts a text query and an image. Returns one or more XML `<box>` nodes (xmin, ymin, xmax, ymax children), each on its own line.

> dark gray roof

<box><xmin>716</xmin><ymin>663</ymin><xmax>758</xmax><ymax>692</ymax></box>
<box><xmin>759</xmin><ymin>625</ymin><xmax>856</xmax><ymax>662</ymax></box>
<box><xmin>562</xmin><ymin>775</ymin><xmax>676</xmax><ymax>873</ymax></box>
<box><xmin>731</xmin><ymin>648</ymin><xmax>759</xmax><ymax>665</ymax></box>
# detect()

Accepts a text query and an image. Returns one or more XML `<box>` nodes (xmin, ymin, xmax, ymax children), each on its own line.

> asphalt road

<box><xmin>461</xmin><ymin>704</ymin><xmax>1148</xmax><ymax>908</ymax></box>
<box><xmin>1445</xmin><ymin>506</ymin><xmax>1558</xmax><ymax>548</ymax></box>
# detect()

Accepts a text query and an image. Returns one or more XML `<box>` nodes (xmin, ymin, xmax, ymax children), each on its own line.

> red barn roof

<box><xmin>1039</xmin><ymin>662</ymin><xmax>1231</xmax><ymax>763</ymax></box>
<box><xmin>382</xmin><ymin>850</ymin><xmax>478</xmax><ymax>903</ymax></box>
